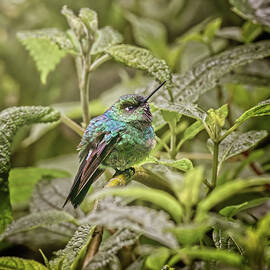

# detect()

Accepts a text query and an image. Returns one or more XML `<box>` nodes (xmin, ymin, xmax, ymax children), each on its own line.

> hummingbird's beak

<box><xmin>144</xmin><ymin>81</ymin><xmax>166</xmax><ymax>103</ymax></box>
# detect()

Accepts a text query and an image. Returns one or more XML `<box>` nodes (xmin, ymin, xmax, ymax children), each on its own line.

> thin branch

<box><xmin>61</xmin><ymin>114</ymin><xmax>84</xmax><ymax>136</ymax></box>
<box><xmin>90</xmin><ymin>54</ymin><xmax>111</xmax><ymax>72</ymax></box>
<box><xmin>211</xmin><ymin>141</ymin><xmax>220</xmax><ymax>189</ymax></box>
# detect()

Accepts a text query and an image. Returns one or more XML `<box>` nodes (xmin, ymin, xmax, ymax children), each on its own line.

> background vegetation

<box><xmin>0</xmin><ymin>0</ymin><xmax>270</xmax><ymax>269</ymax></box>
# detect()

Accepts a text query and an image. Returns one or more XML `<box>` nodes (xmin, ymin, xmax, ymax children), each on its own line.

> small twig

<box><xmin>61</xmin><ymin>114</ymin><xmax>84</xmax><ymax>136</ymax></box>
<box><xmin>211</xmin><ymin>141</ymin><xmax>220</xmax><ymax>189</ymax></box>
<box><xmin>155</xmin><ymin>136</ymin><xmax>170</xmax><ymax>152</ymax></box>
<box><xmin>90</xmin><ymin>54</ymin><xmax>111</xmax><ymax>72</ymax></box>
<box><xmin>242</xmin><ymin>151</ymin><xmax>264</xmax><ymax>175</ymax></box>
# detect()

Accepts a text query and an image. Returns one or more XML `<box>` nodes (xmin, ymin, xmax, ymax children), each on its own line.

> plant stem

<box><xmin>61</xmin><ymin>114</ymin><xmax>84</xmax><ymax>136</ymax></box>
<box><xmin>211</xmin><ymin>141</ymin><xmax>220</xmax><ymax>189</ymax></box>
<box><xmin>169</xmin><ymin>121</ymin><xmax>177</xmax><ymax>159</ymax></box>
<box><xmin>90</xmin><ymin>54</ymin><xmax>111</xmax><ymax>71</ymax></box>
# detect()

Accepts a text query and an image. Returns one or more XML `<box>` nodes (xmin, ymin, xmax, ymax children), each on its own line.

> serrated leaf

<box><xmin>209</xmin><ymin>130</ymin><xmax>267</xmax><ymax>171</ymax></box>
<box><xmin>219</xmin><ymin>197</ymin><xmax>270</xmax><ymax>218</ymax></box>
<box><xmin>175</xmin><ymin>247</ymin><xmax>242</xmax><ymax>266</ymax></box>
<box><xmin>85</xmin><ymin>229</ymin><xmax>139</xmax><ymax>270</ymax></box>
<box><xmin>49</xmin><ymin>224</ymin><xmax>95</xmax><ymax>270</ymax></box>
<box><xmin>90</xmin><ymin>26</ymin><xmax>123</xmax><ymax>55</ymax></box>
<box><xmin>79</xmin><ymin>8</ymin><xmax>98</xmax><ymax>33</ymax></box>
<box><xmin>9</xmin><ymin>167</ymin><xmax>70</xmax><ymax>210</ymax></box>
<box><xmin>83</xmin><ymin>199</ymin><xmax>177</xmax><ymax>248</ymax></box>
<box><xmin>88</xmin><ymin>186</ymin><xmax>183</xmax><ymax>223</ymax></box>
<box><xmin>105</xmin><ymin>45</ymin><xmax>173</xmax><ymax>98</ymax></box>
<box><xmin>242</xmin><ymin>21</ymin><xmax>262</xmax><ymax>43</ymax></box>
<box><xmin>159</xmin><ymin>158</ymin><xmax>193</xmax><ymax>172</ymax></box>
<box><xmin>230</xmin><ymin>0</ymin><xmax>270</xmax><ymax>27</ymax></box>
<box><xmin>173</xmin><ymin>41</ymin><xmax>270</xmax><ymax>103</ymax></box>
<box><xmin>177</xmin><ymin>120</ymin><xmax>204</xmax><ymax>150</ymax></box>
<box><xmin>0</xmin><ymin>210</ymin><xmax>76</xmax><ymax>241</ymax></box>
<box><xmin>145</xmin><ymin>247</ymin><xmax>170</xmax><ymax>270</ymax></box>
<box><xmin>196</xmin><ymin>178</ymin><xmax>270</xmax><ymax>220</ymax></box>
<box><xmin>0</xmin><ymin>257</ymin><xmax>48</xmax><ymax>270</ymax></box>
<box><xmin>126</xmin><ymin>13</ymin><xmax>167</xmax><ymax>57</ymax></box>
<box><xmin>0</xmin><ymin>106</ymin><xmax>60</xmax><ymax>233</ymax></box>
<box><xmin>179</xmin><ymin>167</ymin><xmax>204</xmax><ymax>208</ymax></box>
<box><xmin>17</xmin><ymin>36</ymin><xmax>67</xmax><ymax>84</ymax></box>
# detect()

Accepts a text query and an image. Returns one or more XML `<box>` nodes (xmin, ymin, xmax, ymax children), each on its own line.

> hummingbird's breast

<box><xmin>103</xmin><ymin>123</ymin><xmax>155</xmax><ymax>171</ymax></box>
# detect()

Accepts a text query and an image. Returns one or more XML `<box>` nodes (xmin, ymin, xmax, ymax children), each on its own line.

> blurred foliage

<box><xmin>1</xmin><ymin>0</ymin><xmax>270</xmax><ymax>269</ymax></box>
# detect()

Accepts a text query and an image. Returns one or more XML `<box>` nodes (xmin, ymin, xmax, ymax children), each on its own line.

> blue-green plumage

<box><xmin>64</xmin><ymin>82</ymin><xmax>165</xmax><ymax>208</ymax></box>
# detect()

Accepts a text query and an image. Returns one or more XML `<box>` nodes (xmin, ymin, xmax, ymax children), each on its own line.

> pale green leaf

<box><xmin>17</xmin><ymin>35</ymin><xmax>67</xmax><ymax>84</ymax></box>
<box><xmin>145</xmin><ymin>247</ymin><xmax>170</xmax><ymax>270</ymax></box>
<box><xmin>0</xmin><ymin>210</ymin><xmax>76</xmax><ymax>241</ymax></box>
<box><xmin>90</xmin><ymin>26</ymin><xmax>123</xmax><ymax>55</ymax></box>
<box><xmin>9</xmin><ymin>167</ymin><xmax>70</xmax><ymax>210</ymax></box>
<box><xmin>203</xmin><ymin>18</ymin><xmax>222</xmax><ymax>43</ymax></box>
<box><xmin>88</xmin><ymin>186</ymin><xmax>183</xmax><ymax>223</ymax></box>
<box><xmin>79</xmin><ymin>8</ymin><xmax>98</xmax><ymax>33</ymax></box>
<box><xmin>161</xmin><ymin>110</ymin><xmax>181</xmax><ymax>124</ymax></box>
<box><xmin>85</xmin><ymin>229</ymin><xmax>139</xmax><ymax>270</ymax></box>
<box><xmin>242</xmin><ymin>21</ymin><xmax>262</xmax><ymax>43</ymax></box>
<box><xmin>173</xmin><ymin>41</ymin><xmax>270</xmax><ymax>103</ymax></box>
<box><xmin>0</xmin><ymin>257</ymin><xmax>48</xmax><ymax>270</ymax></box>
<box><xmin>196</xmin><ymin>178</ymin><xmax>270</xmax><ymax>220</ymax></box>
<box><xmin>159</xmin><ymin>158</ymin><xmax>193</xmax><ymax>172</ymax></box>
<box><xmin>49</xmin><ymin>224</ymin><xmax>95</xmax><ymax>270</ymax></box>
<box><xmin>219</xmin><ymin>197</ymin><xmax>270</xmax><ymax>218</ymax></box>
<box><xmin>257</xmin><ymin>213</ymin><xmax>270</xmax><ymax>238</ymax></box>
<box><xmin>105</xmin><ymin>45</ymin><xmax>173</xmax><ymax>98</ymax></box>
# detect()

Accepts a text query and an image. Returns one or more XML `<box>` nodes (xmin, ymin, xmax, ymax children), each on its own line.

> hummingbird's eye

<box><xmin>125</xmin><ymin>105</ymin><xmax>135</xmax><ymax>112</ymax></box>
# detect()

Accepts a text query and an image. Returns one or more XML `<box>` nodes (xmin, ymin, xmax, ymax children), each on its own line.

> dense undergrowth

<box><xmin>1</xmin><ymin>0</ymin><xmax>270</xmax><ymax>269</ymax></box>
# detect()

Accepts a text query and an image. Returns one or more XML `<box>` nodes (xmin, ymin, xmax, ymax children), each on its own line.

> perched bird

<box><xmin>63</xmin><ymin>81</ymin><xmax>166</xmax><ymax>208</ymax></box>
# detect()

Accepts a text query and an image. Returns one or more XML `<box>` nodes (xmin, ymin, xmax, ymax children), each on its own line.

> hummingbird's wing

<box><xmin>63</xmin><ymin>115</ymin><xmax>123</xmax><ymax>208</ymax></box>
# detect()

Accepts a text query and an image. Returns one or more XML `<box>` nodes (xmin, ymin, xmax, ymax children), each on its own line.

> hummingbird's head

<box><xmin>108</xmin><ymin>81</ymin><xmax>166</xmax><ymax>124</ymax></box>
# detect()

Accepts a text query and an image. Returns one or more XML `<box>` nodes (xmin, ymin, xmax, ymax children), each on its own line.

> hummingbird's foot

<box><xmin>107</xmin><ymin>168</ymin><xmax>135</xmax><ymax>187</ymax></box>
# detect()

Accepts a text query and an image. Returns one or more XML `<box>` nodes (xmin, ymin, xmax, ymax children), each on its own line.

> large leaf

<box><xmin>209</xmin><ymin>130</ymin><xmax>267</xmax><ymax>171</ymax></box>
<box><xmin>230</xmin><ymin>0</ymin><xmax>270</xmax><ymax>27</ymax></box>
<box><xmin>17</xmin><ymin>31</ymin><xmax>68</xmax><ymax>84</ymax></box>
<box><xmin>88</xmin><ymin>186</ymin><xmax>183</xmax><ymax>223</ymax></box>
<box><xmin>0</xmin><ymin>106</ymin><xmax>60</xmax><ymax>234</ymax></box>
<box><xmin>105</xmin><ymin>45</ymin><xmax>173</xmax><ymax>99</ymax></box>
<box><xmin>0</xmin><ymin>257</ymin><xmax>48</xmax><ymax>270</ymax></box>
<box><xmin>90</xmin><ymin>26</ymin><xmax>123</xmax><ymax>55</ymax></box>
<box><xmin>196</xmin><ymin>177</ymin><xmax>270</xmax><ymax>220</ymax></box>
<box><xmin>83</xmin><ymin>198</ymin><xmax>178</xmax><ymax>248</ymax></box>
<box><xmin>9</xmin><ymin>167</ymin><xmax>70</xmax><ymax>210</ymax></box>
<box><xmin>49</xmin><ymin>224</ymin><xmax>95</xmax><ymax>270</ymax></box>
<box><xmin>85</xmin><ymin>229</ymin><xmax>139</xmax><ymax>270</ymax></box>
<box><xmin>0</xmin><ymin>210</ymin><xmax>76</xmax><ymax>241</ymax></box>
<box><xmin>173</xmin><ymin>41</ymin><xmax>270</xmax><ymax>103</ymax></box>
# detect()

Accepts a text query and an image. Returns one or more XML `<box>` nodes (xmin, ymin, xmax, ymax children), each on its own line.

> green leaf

<box><xmin>9</xmin><ymin>167</ymin><xmax>70</xmax><ymax>210</ymax></box>
<box><xmin>145</xmin><ymin>247</ymin><xmax>170</xmax><ymax>270</ymax></box>
<box><xmin>175</xmin><ymin>247</ymin><xmax>242</xmax><ymax>266</ymax></box>
<box><xmin>90</xmin><ymin>26</ymin><xmax>123</xmax><ymax>55</ymax></box>
<box><xmin>211</xmin><ymin>130</ymin><xmax>267</xmax><ymax>171</ymax></box>
<box><xmin>0</xmin><ymin>210</ymin><xmax>76</xmax><ymax>241</ymax></box>
<box><xmin>0</xmin><ymin>106</ymin><xmax>60</xmax><ymax>234</ymax></box>
<box><xmin>177</xmin><ymin>120</ymin><xmax>204</xmax><ymax>151</ymax></box>
<box><xmin>161</xmin><ymin>110</ymin><xmax>181</xmax><ymax>124</ymax></box>
<box><xmin>159</xmin><ymin>158</ymin><xmax>193</xmax><ymax>172</ymax></box>
<box><xmin>203</xmin><ymin>18</ymin><xmax>222</xmax><ymax>43</ymax></box>
<box><xmin>205</xmin><ymin>104</ymin><xmax>228</xmax><ymax>140</ymax></box>
<box><xmin>83</xmin><ymin>198</ymin><xmax>177</xmax><ymax>248</ymax></box>
<box><xmin>79</xmin><ymin>8</ymin><xmax>98</xmax><ymax>33</ymax></box>
<box><xmin>257</xmin><ymin>213</ymin><xmax>270</xmax><ymax>238</ymax></box>
<box><xmin>49</xmin><ymin>224</ymin><xmax>95</xmax><ymax>270</ymax></box>
<box><xmin>196</xmin><ymin>178</ymin><xmax>270</xmax><ymax>220</ymax></box>
<box><xmin>17</xmin><ymin>33</ymin><xmax>67</xmax><ymax>84</ymax></box>
<box><xmin>126</xmin><ymin>13</ymin><xmax>167</xmax><ymax>58</ymax></box>
<box><xmin>105</xmin><ymin>45</ymin><xmax>173</xmax><ymax>99</ymax></box>
<box><xmin>173</xmin><ymin>41</ymin><xmax>270</xmax><ymax>103</ymax></box>
<box><xmin>88</xmin><ymin>186</ymin><xmax>183</xmax><ymax>223</ymax></box>
<box><xmin>230</xmin><ymin>0</ymin><xmax>270</xmax><ymax>27</ymax></box>
<box><xmin>219</xmin><ymin>197</ymin><xmax>270</xmax><ymax>218</ymax></box>
<box><xmin>179</xmin><ymin>167</ymin><xmax>204</xmax><ymax>208</ymax></box>
<box><xmin>85</xmin><ymin>229</ymin><xmax>139</xmax><ymax>270</ymax></box>
<box><xmin>242</xmin><ymin>21</ymin><xmax>262</xmax><ymax>43</ymax></box>
<box><xmin>0</xmin><ymin>257</ymin><xmax>48</xmax><ymax>270</ymax></box>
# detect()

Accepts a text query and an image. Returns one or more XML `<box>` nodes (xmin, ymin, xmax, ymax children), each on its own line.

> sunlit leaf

<box><xmin>0</xmin><ymin>210</ymin><xmax>76</xmax><ymax>241</ymax></box>
<box><xmin>242</xmin><ymin>21</ymin><xmax>262</xmax><ymax>43</ymax></box>
<box><xmin>90</xmin><ymin>26</ymin><xmax>123</xmax><ymax>55</ymax></box>
<box><xmin>203</xmin><ymin>18</ymin><xmax>222</xmax><ymax>43</ymax></box>
<box><xmin>49</xmin><ymin>224</ymin><xmax>95</xmax><ymax>270</ymax></box>
<box><xmin>88</xmin><ymin>186</ymin><xmax>183</xmax><ymax>222</ymax></box>
<box><xmin>0</xmin><ymin>257</ymin><xmax>48</xmax><ymax>270</ymax></box>
<box><xmin>85</xmin><ymin>229</ymin><xmax>139</xmax><ymax>270</ymax></box>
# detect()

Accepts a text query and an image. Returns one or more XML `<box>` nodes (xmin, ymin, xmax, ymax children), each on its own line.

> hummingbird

<box><xmin>63</xmin><ymin>81</ymin><xmax>166</xmax><ymax>208</ymax></box>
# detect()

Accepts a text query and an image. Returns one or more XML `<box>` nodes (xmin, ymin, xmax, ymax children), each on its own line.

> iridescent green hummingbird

<box><xmin>64</xmin><ymin>81</ymin><xmax>166</xmax><ymax>208</ymax></box>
